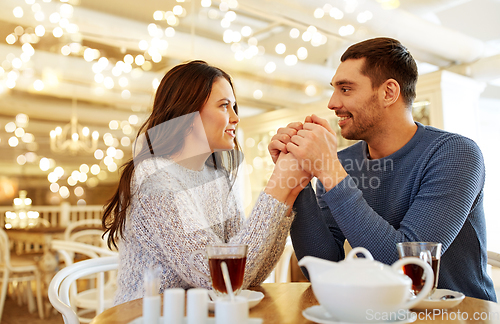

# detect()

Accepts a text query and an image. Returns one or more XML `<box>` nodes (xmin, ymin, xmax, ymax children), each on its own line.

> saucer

<box><xmin>412</xmin><ymin>289</ymin><xmax>465</xmax><ymax>310</ymax></box>
<box><xmin>302</xmin><ymin>305</ymin><xmax>416</xmax><ymax>324</ymax></box>
<box><xmin>208</xmin><ymin>290</ymin><xmax>264</xmax><ymax>311</ymax></box>
<box><xmin>128</xmin><ymin>316</ymin><xmax>263</xmax><ymax>324</ymax></box>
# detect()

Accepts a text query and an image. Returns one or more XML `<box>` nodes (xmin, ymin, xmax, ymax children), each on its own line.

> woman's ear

<box><xmin>380</xmin><ymin>79</ymin><xmax>400</xmax><ymax>107</ymax></box>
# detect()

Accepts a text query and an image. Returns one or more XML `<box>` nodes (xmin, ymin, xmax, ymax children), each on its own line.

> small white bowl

<box><xmin>208</xmin><ymin>290</ymin><xmax>264</xmax><ymax>311</ymax></box>
<box><xmin>412</xmin><ymin>289</ymin><xmax>465</xmax><ymax>310</ymax></box>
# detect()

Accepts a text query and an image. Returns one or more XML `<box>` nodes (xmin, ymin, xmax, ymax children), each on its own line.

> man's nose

<box><xmin>328</xmin><ymin>92</ymin><xmax>341</xmax><ymax>110</ymax></box>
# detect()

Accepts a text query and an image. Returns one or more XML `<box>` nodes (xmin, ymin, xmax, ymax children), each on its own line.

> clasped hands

<box><xmin>265</xmin><ymin>115</ymin><xmax>348</xmax><ymax>205</ymax></box>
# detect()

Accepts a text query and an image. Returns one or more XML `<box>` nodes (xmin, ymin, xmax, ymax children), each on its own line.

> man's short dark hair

<box><xmin>341</xmin><ymin>37</ymin><xmax>418</xmax><ymax>108</ymax></box>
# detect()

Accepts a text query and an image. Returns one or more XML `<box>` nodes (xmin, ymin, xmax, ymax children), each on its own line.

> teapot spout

<box><xmin>298</xmin><ymin>256</ymin><xmax>337</xmax><ymax>279</ymax></box>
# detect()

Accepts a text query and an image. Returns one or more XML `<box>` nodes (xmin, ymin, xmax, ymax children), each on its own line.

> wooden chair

<box><xmin>488</xmin><ymin>251</ymin><xmax>500</xmax><ymax>268</ymax></box>
<box><xmin>48</xmin><ymin>256</ymin><xmax>119</xmax><ymax>324</ymax></box>
<box><xmin>274</xmin><ymin>236</ymin><xmax>295</xmax><ymax>283</ymax></box>
<box><xmin>0</xmin><ymin>228</ymin><xmax>44</xmax><ymax>322</ymax></box>
<box><xmin>487</xmin><ymin>250</ymin><xmax>500</xmax><ymax>302</ymax></box>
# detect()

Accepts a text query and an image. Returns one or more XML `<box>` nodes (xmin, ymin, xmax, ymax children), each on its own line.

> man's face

<box><xmin>328</xmin><ymin>58</ymin><xmax>383</xmax><ymax>141</ymax></box>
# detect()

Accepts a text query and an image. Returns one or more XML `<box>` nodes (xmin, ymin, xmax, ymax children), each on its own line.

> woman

<box><xmin>103</xmin><ymin>60</ymin><xmax>309</xmax><ymax>305</ymax></box>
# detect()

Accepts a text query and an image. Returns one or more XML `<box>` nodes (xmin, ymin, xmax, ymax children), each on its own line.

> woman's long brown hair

<box><xmin>102</xmin><ymin>60</ymin><xmax>241</xmax><ymax>249</ymax></box>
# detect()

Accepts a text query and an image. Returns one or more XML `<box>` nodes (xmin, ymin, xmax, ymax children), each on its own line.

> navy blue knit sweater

<box><xmin>291</xmin><ymin>122</ymin><xmax>496</xmax><ymax>301</ymax></box>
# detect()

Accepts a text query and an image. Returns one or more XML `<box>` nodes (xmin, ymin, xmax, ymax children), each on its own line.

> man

<box><xmin>269</xmin><ymin>37</ymin><xmax>496</xmax><ymax>301</ymax></box>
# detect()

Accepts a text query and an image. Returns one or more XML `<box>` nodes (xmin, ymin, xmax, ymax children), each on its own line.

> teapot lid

<box><xmin>318</xmin><ymin>247</ymin><xmax>410</xmax><ymax>287</ymax></box>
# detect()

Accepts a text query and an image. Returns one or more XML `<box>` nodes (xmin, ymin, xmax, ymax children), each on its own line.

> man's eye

<box><xmin>341</xmin><ymin>88</ymin><xmax>350</xmax><ymax>93</ymax></box>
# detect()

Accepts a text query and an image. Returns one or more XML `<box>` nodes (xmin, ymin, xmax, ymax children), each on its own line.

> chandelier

<box><xmin>50</xmin><ymin>98</ymin><xmax>99</xmax><ymax>155</ymax></box>
<box><xmin>4</xmin><ymin>190</ymin><xmax>43</xmax><ymax>229</ymax></box>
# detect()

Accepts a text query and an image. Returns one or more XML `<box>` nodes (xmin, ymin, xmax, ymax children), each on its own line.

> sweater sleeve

<box><xmin>323</xmin><ymin>135</ymin><xmax>484</xmax><ymax>264</ymax></box>
<box><xmin>226</xmin><ymin>192</ymin><xmax>292</xmax><ymax>288</ymax></box>
<box><xmin>131</xmin><ymin>188</ymin><xmax>290</xmax><ymax>291</ymax></box>
<box><xmin>248</xmin><ymin>210</ymin><xmax>295</xmax><ymax>286</ymax></box>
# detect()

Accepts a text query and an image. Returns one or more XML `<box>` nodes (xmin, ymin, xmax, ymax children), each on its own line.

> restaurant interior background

<box><xmin>0</xmin><ymin>0</ymin><xmax>499</xmax><ymax>254</ymax></box>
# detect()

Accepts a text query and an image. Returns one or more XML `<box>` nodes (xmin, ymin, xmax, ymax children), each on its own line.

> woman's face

<box><xmin>199</xmin><ymin>77</ymin><xmax>239</xmax><ymax>151</ymax></box>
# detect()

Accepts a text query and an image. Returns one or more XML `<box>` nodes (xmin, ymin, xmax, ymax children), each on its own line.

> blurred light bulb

<box><xmin>33</xmin><ymin>80</ymin><xmax>44</xmax><ymax>91</ymax></box>
<box><xmin>50</xmin><ymin>12</ymin><xmax>61</xmax><ymax>23</ymax></box>
<box><xmin>153</xmin><ymin>10</ymin><xmax>164</xmax><ymax>20</ymax></box>
<box><xmin>284</xmin><ymin>55</ymin><xmax>298</xmax><ymax>66</ymax></box>
<box><xmin>275</xmin><ymin>43</ymin><xmax>286</xmax><ymax>55</ymax></box>
<box><xmin>13</xmin><ymin>7</ymin><xmax>24</xmax><ymax>18</ymax></box>
<box><xmin>297</xmin><ymin>47</ymin><xmax>308</xmax><ymax>60</ymax></box>
<box><xmin>314</xmin><ymin>8</ymin><xmax>325</xmax><ymax>18</ymax></box>
<box><xmin>253</xmin><ymin>89</ymin><xmax>263</xmax><ymax>99</ymax></box>
<box><xmin>173</xmin><ymin>5</ymin><xmax>183</xmax><ymax>15</ymax></box>
<box><xmin>139</xmin><ymin>40</ymin><xmax>148</xmax><ymax>50</ymax></box>
<box><xmin>290</xmin><ymin>28</ymin><xmax>300</xmax><ymax>39</ymax></box>
<box><xmin>6</xmin><ymin>34</ymin><xmax>17</xmax><ymax>45</ymax></box>
<box><xmin>53</xmin><ymin>27</ymin><xmax>63</xmax><ymax>38</ymax></box>
<box><xmin>35</xmin><ymin>25</ymin><xmax>45</xmax><ymax>36</ymax></box>
<box><xmin>241</xmin><ymin>26</ymin><xmax>252</xmax><ymax>37</ymax></box>
<box><xmin>305</xmin><ymin>84</ymin><xmax>318</xmax><ymax>96</ymax></box>
<box><xmin>264</xmin><ymin>62</ymin><xmax>276</xmax><ymax>74</ymax></box>
<box><xmin>330</xmin><ymin>7</ymin><xmax>344</xmax><ymax>19</ymax></box>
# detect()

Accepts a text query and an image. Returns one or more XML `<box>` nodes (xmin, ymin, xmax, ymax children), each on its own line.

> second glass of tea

<box><xmin>396</xmin><ymin>242</ymin><xmax>442</xmax><ymax>297</ymax></box>
<box><xmin>190</xmin><ymin>243</ymin><xmax>248</xmax><ymax>297</ymax></box>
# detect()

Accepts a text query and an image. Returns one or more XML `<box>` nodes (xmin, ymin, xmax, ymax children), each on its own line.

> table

<box><xmin>90</xmin><ymin>283</ymin><xmax>500</xmax><ymax>324</ymax></box>
<box><xmin>6</xmin><ymin>227</ymin><xmax>67</xmax><ymax>311</ymax></box>
<box><xmin>6</xmin><ymin>227</ymin><xmax>66</xmax><ymax>269</ymax></box>
<box><xmin>6</xmin><ymin>227</ymin><xmax>65</xmax><ymax>253</ymax></box>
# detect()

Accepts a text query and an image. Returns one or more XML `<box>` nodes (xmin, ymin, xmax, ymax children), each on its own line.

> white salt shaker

<box><xmin>163</xmin><ymin>288</ymin><xmax>185</xmax><ymax>324</ymax></box>
<box><xmin>143</xmin><ymin>267</ymin><xmax>161</xmax><ymax>324</ymax></box>
<box><xmin>186</xmin><ymin>288</ymin><xmax>208</xmax><ymax>324</ymax></box>
<box><xmin>215</xmin><ymin>296</ymin><xmax>249</xmax><ymax>324</ymax></box>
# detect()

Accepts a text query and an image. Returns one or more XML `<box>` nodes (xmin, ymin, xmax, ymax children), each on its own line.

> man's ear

<box><xmin>380</xmin><ymin>79</ymin><xmax>400</xmax><ymax>107</ymax></box>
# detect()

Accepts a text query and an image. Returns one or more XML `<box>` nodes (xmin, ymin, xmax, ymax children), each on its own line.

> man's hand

<box><xmin>286</xmin><ymin>114</ymin><xmax>347</xmax><ymax>191</ymax></box>
<box><xmin>268</xmin><ymin>122</ymin><xmax>303</xmax><ymax>164</ymax></box>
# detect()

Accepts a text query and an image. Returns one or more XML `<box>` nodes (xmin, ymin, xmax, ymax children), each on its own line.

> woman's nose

<box><xmin>229</xmin><ymin>107</ymin><xmax>240</xmax><ymax>124</ymax></box>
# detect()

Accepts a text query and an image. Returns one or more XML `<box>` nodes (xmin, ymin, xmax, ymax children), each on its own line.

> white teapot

<box><xmin>299</xmin><ymin>247</ymin><xmax>433</xmax><ymax>323</ymax></box>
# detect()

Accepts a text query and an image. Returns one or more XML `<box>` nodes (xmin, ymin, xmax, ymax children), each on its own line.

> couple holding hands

<box><xmin>103</xmin><ymin>37</ymin><xmax>496</xmax><ymax>305</ymax></box>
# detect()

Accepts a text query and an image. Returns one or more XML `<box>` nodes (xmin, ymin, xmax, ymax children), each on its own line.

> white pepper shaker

<box><xmin>215</xmin><ymin>296</ymin><xmax>249</xmax><ymax>324</ymax></box>
<box><xmin>186</xmin><ymin>288</ymin><xmax>208</xmax><ymax>324</ymax></box>
<box><xmin>163</xmin><ymin>288</ymin><xmax>185</xmax><ymax>324</ymax></box>
<box><xmin>143</xmin><ymin>267</ymin><xmax>161</xmax><ymax>324</ymax></box>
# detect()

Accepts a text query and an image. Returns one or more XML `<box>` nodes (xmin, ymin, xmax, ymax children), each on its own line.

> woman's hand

<box><xmin>264</xmin><ymin>152</ymin><xmax>311</xmax><ymax>204</ymax></box>
<box><xmin>286</xmin><ymin>114</ymin><xmax>347</xmax><ymax>191</ymax></box>
<box><xmin>268</xmin><ymin>122</ymin><xmax>303</xmax><ymax>163</ymax></box>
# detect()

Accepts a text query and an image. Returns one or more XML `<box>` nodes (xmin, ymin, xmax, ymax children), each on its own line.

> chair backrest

<box><xmin>64</xmin><ymin>219</ymin><xmax>103</xmax><ymax>242</ymax></box>
<box><xmin>48</xmin><ymin>256</ymin><xmax>119</xmax><ymax>324</ymax></box>
<box><xmin>51</xmin><ymin>240</ymin><xmax>117</xmax><ymax>266</ymax></box>
<box><xmin>488</xmin><ymin>251</ymin><xmax>500</xmax><ymax>268</ymax></box>
<box><xmin>0</xmin><ymin>228</ymin><xmax>10</xmax><ymax>268</ymax></box>
<box><xmin>69</xmin><ymin>229</ymin><xmax>105</xmax><ymax>245</ymax></box>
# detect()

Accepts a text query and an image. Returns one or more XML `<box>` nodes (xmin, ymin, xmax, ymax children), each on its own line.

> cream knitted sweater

<box><xmin>113</xmin><ymin>157</ymin><xmax>293</xmax><ymax>305</ymax></box>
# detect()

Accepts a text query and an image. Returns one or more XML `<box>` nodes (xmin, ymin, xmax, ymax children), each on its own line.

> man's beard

<box><xmin>340</xmin><ymin>93</ymin><xmax>381</xmax><ymax>141</ymax></box>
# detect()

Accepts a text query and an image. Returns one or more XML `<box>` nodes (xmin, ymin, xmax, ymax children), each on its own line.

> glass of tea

<box><xmin>396</xmin><ymin>242</ymin><xmax>442</xmax><ymax>297</ymax></box>
<box><xmin>189</xmin><ymin>243</ymin><xmax>248</xmax><ymax>297</ymax></box>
